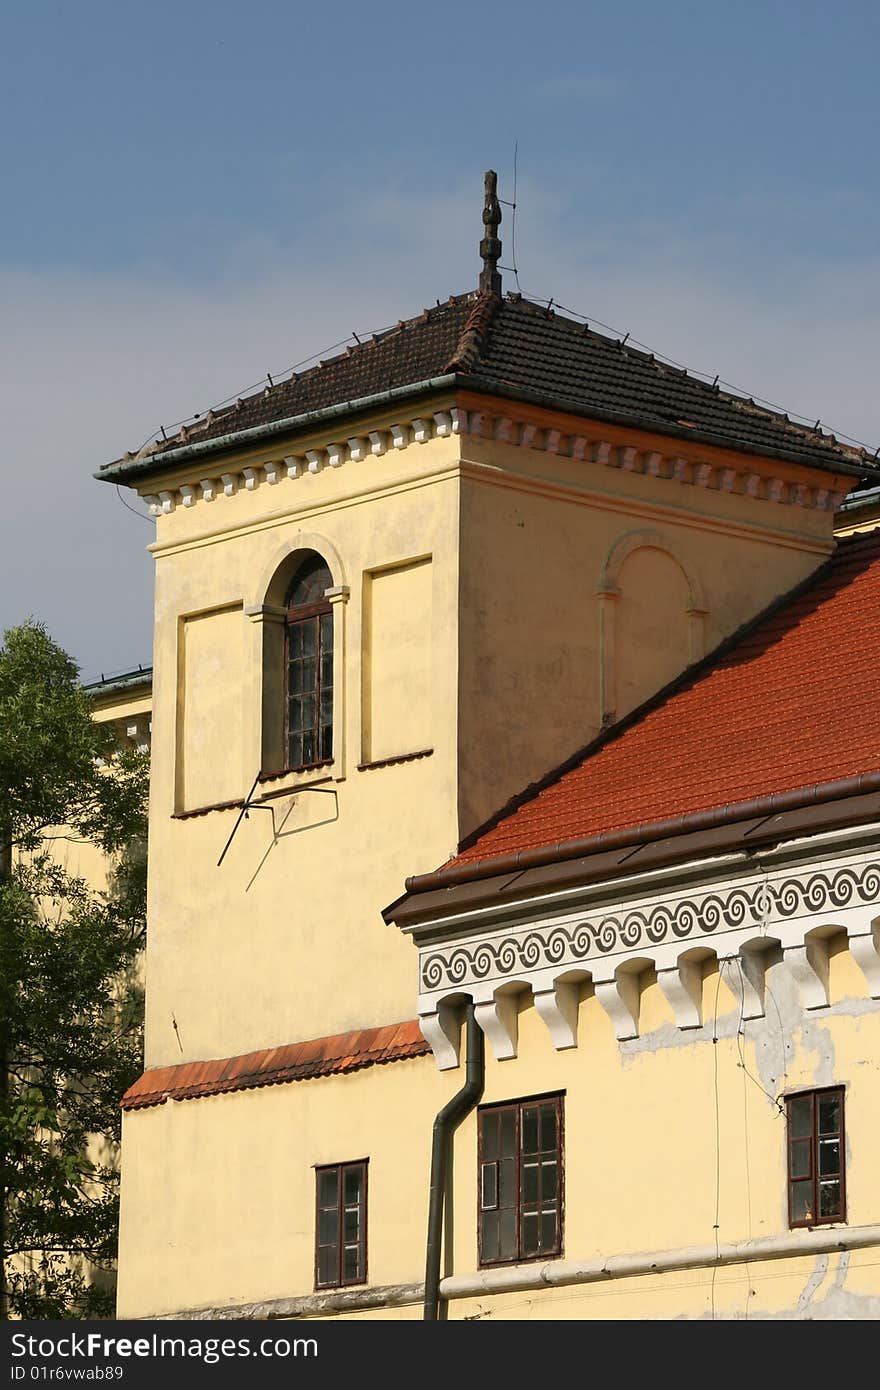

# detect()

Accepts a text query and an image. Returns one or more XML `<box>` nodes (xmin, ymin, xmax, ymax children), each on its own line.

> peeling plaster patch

<box><xmin>796</xmin><ymin>1254</ymin><xmax>829</xmax><ymax>1313</ymax></box>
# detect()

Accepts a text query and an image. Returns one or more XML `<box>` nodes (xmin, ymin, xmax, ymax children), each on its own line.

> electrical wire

<box><xmin>114</xmin><ymin>483</ymin><xmax>154</xmax><ymax>526</ymax></box>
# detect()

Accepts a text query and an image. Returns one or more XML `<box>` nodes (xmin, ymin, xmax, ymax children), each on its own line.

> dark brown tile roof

<box><xmin>121</xmin><ymin>1020</ymin><xmax>429</xmax><ymax>1110</ymax></box>
<box><xmin>102</xmin><ymin>292</ymin><xmax>875</xmax><ymax>481</ymax></box>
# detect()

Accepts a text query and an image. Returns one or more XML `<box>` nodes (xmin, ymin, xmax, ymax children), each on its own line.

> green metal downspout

<box><xmin>423</xmin><ymin>1004</ymin><xmax>484</xmax><ymax>1321</ymax></box>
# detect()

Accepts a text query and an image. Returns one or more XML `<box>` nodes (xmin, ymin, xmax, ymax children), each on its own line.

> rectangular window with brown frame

<box><xmin>314</xmin><ymin>1160</ymin><xmax>367</xmax><ymax>1289</ymax></box>
<box><xmin>786</xmin><ymin>1087</ymin><xmax>846</xmax><ymax>1228</ymax></box>
<box><xmin>478</xmin><ymin>1094</ymin><xmax>563</xmax><ymax>1266</ymax></box>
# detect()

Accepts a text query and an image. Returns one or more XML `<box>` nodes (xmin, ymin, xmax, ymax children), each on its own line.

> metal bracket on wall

<box><xmin>217</xmin><ymin>770</ymin><xmax>337</xmax><ymax>867</ymax></box>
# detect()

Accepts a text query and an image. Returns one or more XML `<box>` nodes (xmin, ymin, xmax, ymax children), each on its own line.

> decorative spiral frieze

<box><xmin>420</xmin><ymin>862</ymin><xmax>880</xmax><ymax>993</ymax></box>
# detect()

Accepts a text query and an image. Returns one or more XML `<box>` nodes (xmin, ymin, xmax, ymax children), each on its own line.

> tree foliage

<box><xmin>0</xmin><ymin>621</ymin><xmax>149</xmax><ymax>1318</ymax></box>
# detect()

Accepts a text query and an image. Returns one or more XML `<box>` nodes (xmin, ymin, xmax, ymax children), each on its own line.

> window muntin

<box><xmin>285</xmin><ymin>555</ymin><xmax>333</xmax><ymax>771</ymax></box>
<box><xmin>315</xmin><ymin>1160</ymin><xmax>367</xmax><ymax>1288</ymax></box>
<box><xmin>786</xmin><ymin>1087</ymin><xmax>845</xmax><ymax>1228</ymax></box>
<box><xmin>478</xmin><ymin>1095</ymin><xmax>563</xmax><ymax>1266</ymax></box>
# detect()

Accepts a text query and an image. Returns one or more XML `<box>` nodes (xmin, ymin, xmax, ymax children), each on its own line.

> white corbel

<box><xmin>720</xmin><ymin>948</ymin><xmax>767</xmax><ymax>1021</ymax></box>
<box><xmin>179</xmin><ymin>484</ymin><xmax>196</xmax><ymax>507</ymax></box>
<box><xmin>468</xmin><ymin>412</ymin><xmax>487</xmax><ymax>438</ymax></box>
<box><xmin>450</xmin><ymin>408</ymin><xmax>467</xmax><ymax>435</ymax></box>
<box><xmin>593</xmin><ymin>440</ymin><xmax>612</xmax><ymax>465</ymax></box>
<box><xmin>143</xmin><ymin>494</ymin><xmax>162</xmax><ymax>516</ymax></box>
<box><xmin>263</xmin><ymin>460</ymin><xmax>281</xmax><ymax>485</ymax></box>
<box><xmin>813</xmin><ymin>488</ymin><xmax>830</xmax><ymax>511</ymax></box>
<box><xmin>412</xmin><ymin>418</ymin><xmax>432</xmax><ymax>444</ymax></box>
<box><xmin>242</xmin><ymin>467</ymin><xmax>259</xmax><ymax>491</ymax></box>
<box><xmin>694</xmin><ymin>463</ymin><xmax>713</xmax><ymax>488</ymax></box>
<box><xmin>719</xmin><ymin>467</ymin><xmax>737</xmax><ymax>492</ymax></box>
<box><xmin>390</xmin><ymin>424</ymin><xmax>409</xmax><ymax>449</ymax></box>
<box><xmin>519</xmin><ymin>423</ymin><xmax>537</xmax><ymax>449</ymax></box>
<box><xmin>544</xmin><ymin>429</ymin><xmax>562</xmax><ymax>455</ymax></box>
<box><xmin>494</xmin><ymin>416</ymin><xmax>515</xmax><ymax>442</ymax></box>
<box><xmin>618</xmin><ymin>445</ymin><xmax>638</xmax><ymax>471</ymax></box>
<box><xmin>474</xmin><ymin>991</ymin><xmax>518</xmax><ymax>1061</ymax></box>
<box><xmin>199</xmin><ymin>478</ymin><xmax>216</xmax><ymax>502</ymax></box>
<box><xmin>533</xmin><ymin>980</ymin><xmax>579</xmax><ymax>1050</ymax></box>
<box><xmin>766</xmin><ymin>477</ymin><xmax>786</xmax><ymax>503</ymax></box>
<box><xmin>744</xmin><ymin>472</ymin><xmax>762</xmax><ymax>497</ymax></box>
<box><xmin>433</xmin><ymin>412</ymin><xmax>453</xmax><ymax>438</ymax></box>
<box><xmin>326</xmin><ymin>443</ymin><xmax>345</xmax><ymax>468</ymax></box>
<box><xmin>221</xmin><ymin>473</ymin><xmax>237</xmax><ymax>497</ymax></box>
<box><xmin>644</xmin><ymin>451</ymin><xmax>663</xmax><ymax>476</ymax></box>
<box><xmin>849</xmin><ymin>926</ymin><xmax>880</xmax><ymax>998</ymax></box>
<box><xmin>594</xmin><ymin>972</ymin><xmax>640</xmax><ymax>1041</ymax></box>
<box><xmin>305</xmin><ymin>450</ymin><xmax>324</xmax><ymax>474</ymax></box>
<box><xmin>784</xmin><ymin>938</ymin><xmax>830</xmax><ymax>1010</ymax></box>
<box><xmin>368</xmin><ymin>430</ymin><xmax>387</xmax><ymax>457</ymax></box>
<box><xmin>419</xmin><ymin>1003</ymin><xmax>462</xmax><ymax>1072</ymax></box>
<box><xmin>569</xmin><ymin>436</ymin><xmax>588</xmax><ymax>460</ymax></box>
<box><xmin>158</xmin><ymin>490</ymin><xmax>176</xmax><ymax>514</ymax></box>
<box><xmin>347</xmin><ymin>437</ymin><xmax>368</xmax><ymax>461</ymax></box>
<box><xmin>284</xmin><ymin>456</ymin><xmax>302</xmax><ymax>478</ymax></box>
<box><xmin>791</xmin><ymin>483</ymin><xmax>811</xmax><ymax>507</ymax></box>
<box><xmin>657</xmin><ymin>958</ymin><xmax>703</xmax><ymax>1030</ymax></box>
<box><xmin>671</xmin><ymin>456</ymin><xmax>690</xmax><ymax>483</ymax></box>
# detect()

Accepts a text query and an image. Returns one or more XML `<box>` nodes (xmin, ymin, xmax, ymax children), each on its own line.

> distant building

<box><xmin>98</xmin><ymin>175</ymin><xmax>880</xmax><ymax>1321</ymax></box>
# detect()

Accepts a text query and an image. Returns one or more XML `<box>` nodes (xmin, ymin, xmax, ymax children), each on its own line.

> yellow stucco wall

<box><xmin>116</xmin><ymin>391</ymin><xmax>872</xmax><ymax>1320</ymax></box>
<box><xmin>117</xmin><ymin>943</ymin><xmax>880</xmax><ymax>1320</ymax></box>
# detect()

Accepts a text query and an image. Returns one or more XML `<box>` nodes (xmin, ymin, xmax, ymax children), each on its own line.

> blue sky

<box><xmin>2</xmin><ymin>1</ymin><xmax>879</xmax><ymax>676</ymax></box>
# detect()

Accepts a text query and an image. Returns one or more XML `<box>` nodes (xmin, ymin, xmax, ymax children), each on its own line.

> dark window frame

<box><xmin>284</xmin><ymin>559</ymin><xmax>334</xmax><ymax>773</ymax></box>
<box><xmin>314</xmin><ymin>1159</ymin><xmax>368</xmax><ymax>1290</ymax></box>
<box><xmin>477</xmin><ymin>1092</ymin><xmax>564</xmax><ymax>1268</ymax></box>
<box><xmin>786</xmin><ymin>1085</ymin><xmax>846</xmax><ymax>1229</ymax></box>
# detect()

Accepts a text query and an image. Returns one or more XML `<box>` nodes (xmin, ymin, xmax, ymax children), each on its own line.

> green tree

<box><xmin>0</xmin><ymin>621</ymin><xmax>149</xmax><ymax>1318</ymax></box>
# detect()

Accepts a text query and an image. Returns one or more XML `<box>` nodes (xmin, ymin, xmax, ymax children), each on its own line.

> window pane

<box><xmin>789</xmin><ymin>1139</ymin><xmax>811</xmax><ymax>1180</ymax></box>
<box><xmin>522</xmin><ymin>1107</ymin><xmax>539</xmax><ymax>1155</ymax></box>
<box><xmin>289</xmin><ymin>661</ymin><xmax>304</xmax><ymax>694</ymax></box>
<box><xmin>289</xmin><ymin>624</ymin><xmax>303</xmax><ymax>657</ymax></box>
<box><xmin>344</xmin><ymin>1167</ymin><xmax>363</xmax><ymax>1206</ymax></box>
<box><xmin>789</xmin><ymin>1096</ymin><xmax>812</xmax><ymax>1138</ymax></box>
<box><xmin>288</xmin><ymin>556</ymin><xmax>333</xmax><ymax>607</ymax></box>
<box><xmin>321</xmin><ymin>689</ymin><xmax>333</xmax><ymax>724</ymax></box>
<box><xmin>522</xmin><ymin>1161</ymin><xmax>539</xmax><ymax>1206</ymax></box>
<box><xmin>818</xmin><ymin>1139</ymin><xmax>840</xmax><ymax>1177</ymax></box>
<box><xmin>541</xmin><ymin>1210</ymin><xmax>558</xmax><ymax>1253</ymax></box>
<box><xmin>343</xmin><ymin>1245</ymin><xmax>361</xmax><ymax>1282</ymax></box>
<box><xmin>318</xmin><ymin>1169</ymin><xmax>338</xmax><ymax>1208</ymax></box>
<box><xmin>320</xmin><ymin>725</ymin><xmax>333</xmax><ymax>760</ymax></box>
<box><xmin>481</xmin><ymin>1162</ymin><xmax>498</xmax><ymax>1211</ymax></box>
<box><xmin>540</xmin><ymin>1159</ymin><xmax>558</xmax><ymax>1204</ymax></box>
<box><xmin>540</xmin><ymin>1105</ymin><xmax>557</xmax><ymax>1153</ymax></box>
<box><xmin>790</xmin><ymin>1180</ymin><xmax>815</xmax><ymax>1223</ymax></box>
<box><xmin>288</xmin><ymin>733</ymin><xmax>302</xmax><ymax>768</ymax></box>
<box><xmin>818</xmin><ymin>1094</ymin><xmax>840</xmax><ymax>1135</ymax></box>
<box><xmin>321</xmin><ymin>651</ymin><xmax>333</xmax><ymax>686</ymax></box>
<box><xmin>318</xmin><ymin>1208</ymin><xmax>338</xmax><ymax>1245</ymax></box>
<box><xmin>522</xmin><ymin>1211</ymin><xmax>539</xmax><ymax>1257</ymax></box>
<box><xmin>499</xmin><ymin>1157</ymin><xmax>517</xmax><ymax>1209</ymax></box>
<box><xmin>302</xmin><ymin>620</ymin><xmax>317</xmax><ymax>657</ymax></box>
<box><xmin>482</xmin><ymin>1210</ymin><xmax>499</xmax><ymax>1261</ymax></box>
<box><xmin>320</xmin><ymin>612</ymin><xmax>333</xmax><ymax>647</ymax></box>
<box><xmin>499</xmin><ymin>1209</ymin><xmax>517</xmax><ymax>1260</ymax></box>
<box><xmin>482</xmin><ymin>1115</ymin><xmax>499</xmax><ymax>1162</ymax></box>
<box><xmin>317</xmin><ymin>1246</ymin><xmax>337</xmax><ymax>1286</ymax></box>
<box><xmin>819</xmin><ymin>1181</ymin><xmax>841</xmax><ymax>1218</ymax></box>
<box><xmin>302</xmin><ymin>732</ymin><xmax>316</xmax><ymax>765</ymax></box>
<box><xmin>344</xmin><ymin>1208</ymin><xmax>359</xmax><ymax>1243</ymax></box>
<box><xmin>500</xmin><ymin>1110</ymin><xmax>516</xmax><ymax>1158</ymax></box>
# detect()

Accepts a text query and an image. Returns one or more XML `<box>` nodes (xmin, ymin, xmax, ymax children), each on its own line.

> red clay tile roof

<box><xmin>451</xmin><ymin>530</ymin><xmax>880</xmax><ymax>871</ymax></box>
<box><xmin>121</xmin><ymin>1021</ymin><xmax>429</xmax><ymax>1110</ymax></box>
<box><xmin>101</xmin><ymin>292</ymin><xmax>876</xmax><ymax>483</ymax></box>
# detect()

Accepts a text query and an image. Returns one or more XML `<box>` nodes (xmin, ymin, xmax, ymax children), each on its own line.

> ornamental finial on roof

<box><xmin>479</xmin><ymin>170</ymin><xmax>502</xmax><ymax>296</ymax></box>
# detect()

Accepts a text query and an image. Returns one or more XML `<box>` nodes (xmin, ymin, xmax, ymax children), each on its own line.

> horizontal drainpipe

<box><xmin>424</xmin><ymin>1003</ymin><xmax>484</xmax><ymax>1321</ymax></box>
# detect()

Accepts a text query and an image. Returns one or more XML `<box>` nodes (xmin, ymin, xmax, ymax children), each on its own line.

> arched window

<box><xmin>285</xmin><ymin>553</ymin><xmax>334</xmax><ymax>770</ymax></box>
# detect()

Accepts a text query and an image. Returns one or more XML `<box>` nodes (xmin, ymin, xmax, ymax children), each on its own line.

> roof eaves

<box><xmin>96</xmin><ymin>373</ymin><xmax>460</xmax><ymax>486</ymax></box>
<box><xmin>455</xmin><ymin>374</ymin><xmax>879</xmax><ymax>481</ymax></box>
